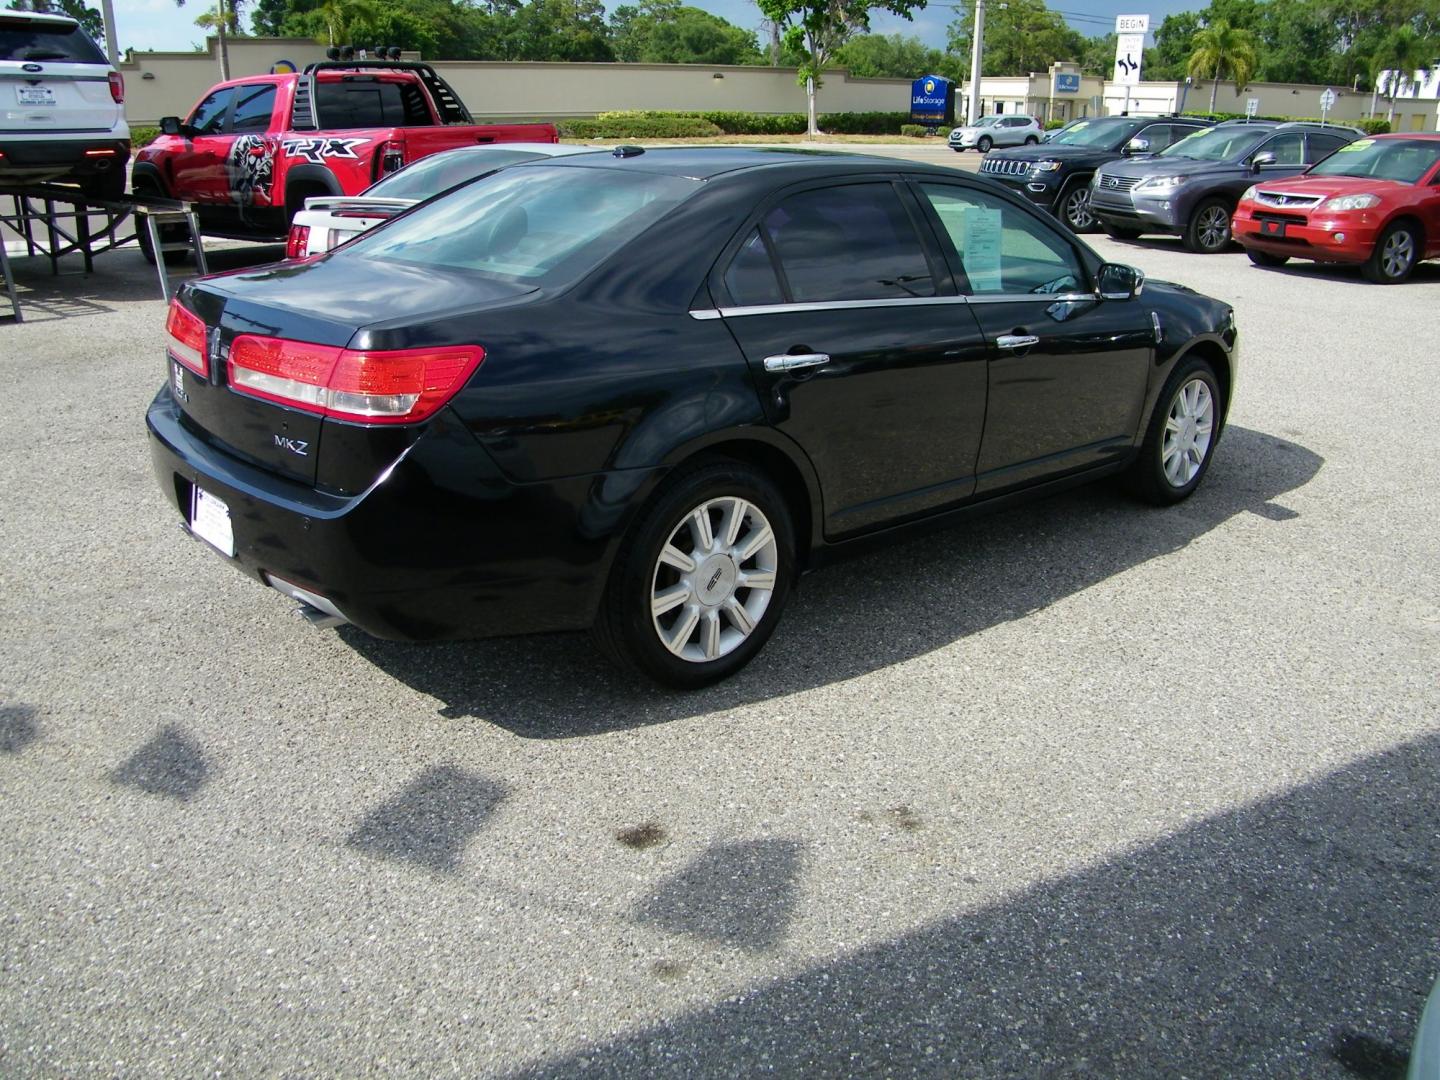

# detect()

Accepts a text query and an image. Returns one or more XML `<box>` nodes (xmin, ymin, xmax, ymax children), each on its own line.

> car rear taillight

<box><xmin>107</xmin><ymin>71</ymin><xmax>124</xmax><ymax>104</ymax></box>
<box><xmin>378</xmin><ymin>139</ymin><xmax>405</xmax><ymax>176</ymax></box>
<box><xmin>227</xmin><ymin>335</ymin><xmax>484</xmax><ymax>424</ymax></box>
<box><xmin>166</xmin><ymin>298</ymin><xmax>208</xmax><ymax>377</ymax></box>
<box><xmin>285</xmin><ymin>224</ymin><xmax>311</xmax><ymax>259</ymax></box>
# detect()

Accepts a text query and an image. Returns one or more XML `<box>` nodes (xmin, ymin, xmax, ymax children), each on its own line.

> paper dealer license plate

<box><xmin>17</xmin><ymin>86</ymin><xmax>56</xmax><ymax>106</ymax></box>
<box><xmin>190</xmin><ymin>486</ymin><xmax>235</xmax><ymax>557</ymax></box>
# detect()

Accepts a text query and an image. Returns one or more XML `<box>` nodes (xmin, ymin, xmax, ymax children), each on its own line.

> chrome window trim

<box><xmin>690</xmin><ymin>292</ymin><xmax>1097</xmax><ymax>319</ymax></box>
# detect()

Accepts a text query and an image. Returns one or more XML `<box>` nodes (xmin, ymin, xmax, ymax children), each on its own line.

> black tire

<box><xmin>79</xmin><ymin>167</ymin><xmax>125</xmax><ymax>202</ymax></box>
<box><xmin>1059</xmin><ymin>180</ymin><xmax>1096</xmax><ymax>232</ymax></box>
<box><xmin>1246</xmin><ymin>248</ymin><xmax>1289</xmax><ymax>268</ymax></box>
<box><xmin>593</xmin><ymin>461</ymin><xmax>796</xmax><ymax>689</ymax></box>
<box><xmin>1127</xmin><ymin>356</ymin><xmax>1223</xmax><ymax>506</ymax></box>
<box><xmin>1362</xmin><ymin>219</ymin><xmax>1421</xmax><ymax>284</ymax></box>
<box><xmin>131</xmin><ymin>182</ymin><xmax>190</xmax><ymax>267</ymax></box>
<box><xmin>1184</xmin><ymin>197</ymin><xmax>1234</xmax><ymax>254</ymax></box>
<box><xmin>1024</xmin><ymin>134</ymin><xmax>1039</xmax><ymax>145</ymax></box>
<box><xmin>1101</xmin><ymin>222</ymin><xmax>1143</xmax><ymax>240</ymax></box>
<box><xmin>951</xmin><ymin>147</ymin><xmax>964</xmax><ymax>153</ymax></box>
<box><xmin>977</xmin><ymin>135</ymin><xmax>993</xmax><ymax>153</ymax></box>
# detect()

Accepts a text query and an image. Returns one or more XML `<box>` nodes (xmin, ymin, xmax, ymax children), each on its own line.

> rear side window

<box><xmin>0</xmin><ymin>17</ymin><xmax>107</xmax><ymax>63</ymax></box>
<box><xmin>758</xmin><ymin>184</ymin><xmax>936</xmax><ymax>303</ymax></box>
<box><xmin>230</xmin><ymin>84</ymin><xmax>277</xmax><ymax>133</ymax></box>
<box><xmin>723</xmin><ymin>229</ymin><xmax>784</xmax><ymax>306</ymax></box>
<box><xmin>344</xmin><ymin>165</ymin><xmax>696</xmax><ymax>285</ymax></box>
<box><xmin>1305</xmin><ymin>133</ymin><xmax>1349</xmax><ymax>163</ymax></box>
<box><xmin>316</xmin><ymin>78</ymin><xmax>433</xmax><ymax>128</ymax></box>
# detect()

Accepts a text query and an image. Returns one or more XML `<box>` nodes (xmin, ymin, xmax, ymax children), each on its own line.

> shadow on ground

<box><xmin>343</xmin><ymin>425</ymin><xmax>1323</xmax><ymax>736</ymax></box>
<box><xmin>0</xmin><ymin>702</ymin><xmax>39</xmax><ymax>753</ymax></box>
<box><xmin>513</xmin><ymin>733</ymin><xmax>1440</xmax><ymax>1079</ymax></box>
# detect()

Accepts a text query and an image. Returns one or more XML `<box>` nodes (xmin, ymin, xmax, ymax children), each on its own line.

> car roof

<box><xmin>0</xmin><ymin>10</ymin><xmax>79</xmax><ymax>25</ymax></box>
<box><xmin>527</xmin><ymin>146</ymin><xmax>975</xmax><ymax>182</ymax></box>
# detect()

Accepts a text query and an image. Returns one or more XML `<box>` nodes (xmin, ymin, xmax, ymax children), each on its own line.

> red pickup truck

<box><xmin>132</xmin><ymin>60</ymin><xmax>556</xmax><ymax>250</ymax></box>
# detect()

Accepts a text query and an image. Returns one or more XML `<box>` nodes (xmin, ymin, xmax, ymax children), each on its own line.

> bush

<box><xmin>816</xmin><ymin>111</ymin><xmax>910</xmax><ymax>134</ymax></box>
<box><xmin>700</xmin><ymin>111</ymin><xmax>806</xmax><ymax>135</ymax></box>
<box><xmin>900</xmin><ymin>124</ymin><xmax>931</xmax><ymax>138</ymax></box>
<box><xmin>1044</xmin><ymin>118</ymin><xmax>1068</xmax><ymax>129</ymax></box>
<box><xmin>129</xmin><ymin>124</ymin><xmax>159</xmax><ymax>148</ymax></box>
<box><xmin>558</xmin><ymin>114</ymin><xmax>723</xmax><ymax>139</ymax></box>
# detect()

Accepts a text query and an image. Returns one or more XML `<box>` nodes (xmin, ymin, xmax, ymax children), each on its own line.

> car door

<box><xmin>712</xmin><ymin>179</ymin><xmax>990</xmax><ymax>537</ymax></box>
<box><xmin>170</xmin><ymin>86</ymin><xmax>234</xmax><ymax>203</ymax></box>
<box><xmin>910</xmin><ymin>180</ymin><xmax>1155</xmax><ymax>494</ymax></box>
<box><xmin>224</xmin><ymin>82</ymin><xmax>278</xmax><ymax>208</ymax></box>
<box><xmin>1418</xmin><ymin>156</ymin><xmax>1440</xmax><ymax>258</ymax></box>
<box><xmin>1304</xmin><ymin>131</ymin><xmax>1350</xmax><ymax>167</ymax></box>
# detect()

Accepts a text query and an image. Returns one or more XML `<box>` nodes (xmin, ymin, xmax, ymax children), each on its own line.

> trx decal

<box><xmin>280</xmin><ymin>137</ymin><xmax>369</xmax><ymax>163</ymax></box>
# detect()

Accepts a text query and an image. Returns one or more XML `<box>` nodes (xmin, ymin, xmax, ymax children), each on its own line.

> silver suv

<box><xmin>0</xmin><ymin>10</ymin><xmax>129</xmax><ymax>199</ymax></box>
<box><xmin>948</xmin><ymin>114</ymin><xmax>1043</xmax><ymax>153</ymax></box>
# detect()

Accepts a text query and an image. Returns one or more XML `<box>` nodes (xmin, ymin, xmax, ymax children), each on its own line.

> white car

<box><xmin>948</xmin><ymin>114</ymin><xmax>1043</xmax><ymax>153</ymax></box>
<box><xmin>0</xmin><ymin>9</ymin><xmax>129</xmax><ymax>199</ymax></box>
<box><xmin>286</xmin><ymin>142</ymin><xmax>603</xmax><ymax>256</ymax></box>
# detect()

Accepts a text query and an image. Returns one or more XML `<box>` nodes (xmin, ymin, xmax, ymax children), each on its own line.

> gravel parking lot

<box><xmin>1</xmin><ymin>149</ymin><xmax>1437</xmax><ymax>1078</ymax></box>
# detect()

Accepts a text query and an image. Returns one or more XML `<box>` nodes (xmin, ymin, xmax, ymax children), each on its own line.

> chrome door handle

<box><xmin>763</xmin><ymin>352</ymin><xmax>830</xmax><ymax>373</ymax></box>
<box><xmin>996</xmin><ymin>334</ymin><xmax>1040</xmax><ymax>350</ymax></box>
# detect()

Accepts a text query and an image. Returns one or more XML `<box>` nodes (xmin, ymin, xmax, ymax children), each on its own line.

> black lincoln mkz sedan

<box><xmin>148</xmin><ymin>148</ymin><xmax>1239</xmax><ymax>688</ymax></box>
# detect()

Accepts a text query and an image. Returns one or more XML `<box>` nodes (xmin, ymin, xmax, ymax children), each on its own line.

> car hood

<box><xmin>1251</xmin><ymin>174</ymin><xmax>1410</xmax><ymax>199</ymax></box>
<box><xmin>194</xmin><ymin>253</ymin><xmax>539</xmax><ymax>348</ymax></box>
<box><xmin>988</xmin><ymin>143</ymin><xmax>1126</xmax><ymax>165</ymax></box>
<box><xmin>1100</xmin><ymin>156</ymin><xmax>1238</xmax><ymax>179</ymax></box>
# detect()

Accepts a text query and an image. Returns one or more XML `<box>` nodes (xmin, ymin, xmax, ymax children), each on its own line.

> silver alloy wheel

<box><xmin>1380</xmin><ymin>228</ymin><xmax>1416</xmax><ymax>279</ymax></box>
<box><xmin>1064</xmin><ymin>186</ymin><xmax>1093</xmax><ymax>230</ymax></box>
<box><xmin>650</xmin><ymin>496</ymin><xmax>778</xmax><ymax>663</ymax></box>
<box><xmin>1161</xmin><ymin>378</ymin><xmax>1215</xmax><ymax>487</ymax></box>
<box><xmin>1196</xmin><ymin>205</ymin><xmax>1230</xmax><ymax>250</ymax></box>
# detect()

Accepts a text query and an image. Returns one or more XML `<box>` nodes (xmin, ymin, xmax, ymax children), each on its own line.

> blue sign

<box><xmin>910</xmin><ymin>74</ymin><xmax>953</xmax><ymax>125</ymax></box>
<box><xmin>1054</xmin><ymin>73</ymin><xmax>1081</xmax><ymax>94</ymax></box>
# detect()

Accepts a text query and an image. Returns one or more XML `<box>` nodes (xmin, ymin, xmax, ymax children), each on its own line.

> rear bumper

<box><xmin>0</xmin><ymin>137</ymin><xmax>130</xmax><ymax>183</ymax></box>
<box><xmin>1232</xmin><ymin>210</ymin><xmax>1378</xmax><ymax>264</ymax></box>
<box><xmin>147</xmin><ymin>386</ymin><xmax>652</xmax><ymax>641</ymax></box>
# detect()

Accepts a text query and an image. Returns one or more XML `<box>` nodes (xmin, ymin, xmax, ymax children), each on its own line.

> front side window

<box><xmin>1260</xmin><ymin>133</ymin><xmax>1305</xmax><ymax>165</ymax></box>
<box><xmin>920</xmin><ymin>183</ymin><xmax>1083</xmax><ymax>296</ymax></box>
<box><xmin>1135</xmin><ymin>124</ymin><xmax>1173</xmax><ymax>151</ymax></box>
<box><xmin>756</xmin><ymin>184</ymin><xmax>936</xmax><ymax>303</ymax></box>
<box><xmin>230</xmin><ymin>84</ymin><xmax>277</xmax><ymax>133</ymax></box>
<box><xmin>188</xmin><ymin>88</ymin><xmax>234</xmax><ymax>136</ymax></box>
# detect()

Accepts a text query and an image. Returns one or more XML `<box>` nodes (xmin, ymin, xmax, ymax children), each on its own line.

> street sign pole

<box><xmin>967</xmin><ymin>0</ymin><xmax>985</xmax><ymax>125</ymax></box>
<box><xmin>1114</xmin><ymin>15</ymin><xmax>1149</xmax><ymax>116</ymax></box>
<box><xmin>1319</xmin><ymin>87</ymin><xmax>1336</xmax><ymax>126</ymax></box>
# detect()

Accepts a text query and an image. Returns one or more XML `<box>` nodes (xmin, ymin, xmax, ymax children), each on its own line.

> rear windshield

<box><xmin>1307</xmin><ymin>138</ymin><xmax>1440</xmax><ymax>183</ymax></box>
<box><xmin>0</xmin><ymin>17</ymin><xmax>107</xmax><ymax>63</ymax></box>
<box><xmin>315</xmin><ymin>77</ymin><xmax>433</xmax><ymax>128</ymax></box>
<box><xmin>367</xmin><ymin>148</ymin><xmax>549</xmax><ymax>200</ymax></box>
<box><xmin>1161</xmin><ymin>125</ymin><xmax>1268</xmax><ymax>161</ymax></box>
<box><xmin>1044</xmin><ymin>118</ymin><xmax>1142</xmax><ymax>148</ymax></box>
<box><xmin>342</xmin><ymin>165</ymin><xmax>697</xmax><ymax>285</ymax></box>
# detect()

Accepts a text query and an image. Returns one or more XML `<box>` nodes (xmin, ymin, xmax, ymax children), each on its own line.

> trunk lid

<box><xmin>169</xmin><ymin>255</ymin><xmax>535</xmax><ymax>489</ymax></box>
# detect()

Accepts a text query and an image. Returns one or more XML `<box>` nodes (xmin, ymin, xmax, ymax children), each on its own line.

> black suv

<box><xmin>978</xmin><ymin>115</ymin><xmax>1214</xmax><ymax>232</ymax></box>
<box><xmin>1090</xmin><ymin>119</ymin><xmax>1362</xmax><ymax>253</ymax></box>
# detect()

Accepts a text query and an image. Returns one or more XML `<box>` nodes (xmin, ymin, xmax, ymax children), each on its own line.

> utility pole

<box><xmin>967</xmin><ymin>0</ymin><xmax>985</xmax><ymax>125</ymax></box>
<box><xmin>99</xmin><ymin>0</ymin><xmax>119</xmax><ymax>64</ymax></box>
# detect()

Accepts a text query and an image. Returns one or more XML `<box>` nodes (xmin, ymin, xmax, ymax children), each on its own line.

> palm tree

<box><xmin>1187</xmin><ymin>19</ymin><xmax>1259</xmax><ymax>114</ymax></box>
<box><xmin>1372</xmin><ymin>26</ymin><xmax>1436</xmax><ymax>124</ymax></box>
<box><xmin>313</xmin><ymin>0</ymin><xmax>381</xmax><ymax>48</ymax></box>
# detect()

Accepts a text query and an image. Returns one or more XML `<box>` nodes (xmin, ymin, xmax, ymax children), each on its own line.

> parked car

<box><xmin>148</xmin><ymin>148</ymin><xmax>1238</xmax><ymax>688</ymax></box>
<box><xmin>949</xmin><ymin>114</ymin><xmax>1042</xmax><ymax>153</ymax></box>
<box><xmin>1090</xmin><ymin>119</ymin><xmax>1362</xmax><ymax>253</ymax></box>
<box><xmin>1232</xmin><ymin>133</ymin><xmax>1440</xmax><ymax>283</ymax></box>
<box><xmin>131</xmin><ymin>58</ymin><xmax>557</xmax><ymax>261</ymax></box>
<box><xmin>0</xmin><ymin>9</ymin><xmax>128</xmax><ymax>199</ymax></box>
<box><xmin>286</xmin><ymin>142</ymin><xmax>604</xmax><ymax>256</ymax></box>
<box><xmin>980</xmin><ymin>114</ymin><xmax>1214</xmax><ymax>232</ymax></box>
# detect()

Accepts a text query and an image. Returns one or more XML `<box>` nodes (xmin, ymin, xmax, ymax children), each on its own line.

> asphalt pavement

<box><xmin>1</xmin><ymin>152</ymin><xmax>1437</xmax><ymax>1078</ymax></box>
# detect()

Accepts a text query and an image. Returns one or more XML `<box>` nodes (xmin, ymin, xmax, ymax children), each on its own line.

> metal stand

<box><xmin>0</xmin><ymin>184</ymin><xmax>208</xmax><ymax>307</ymax></box>
<box><xmin>0</xmin><ymin>238</ymin><xmax>20</xmax><ymax>322</ymax></box>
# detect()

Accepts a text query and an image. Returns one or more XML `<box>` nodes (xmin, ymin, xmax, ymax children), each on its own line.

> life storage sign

<box><xmin>910</xmin><ymin>75</ymin><xmax>954</xmax><ymax>126</ymax></box>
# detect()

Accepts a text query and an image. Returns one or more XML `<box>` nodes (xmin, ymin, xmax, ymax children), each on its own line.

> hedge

<box><xmin>559</xmin><ymin>114</ymin><xmax>723</xmax><ymax>138</ymax></box>
<box><xmin>130</xmin><ymin>125</ymin><xmax>159</xmax><ymax>148</ymax></box>
<box><xmin>557</xmin><ymin>109</ymin><xmax>913</xmax><ymax>139</ymax></box>
<box><xmin>1182</xmin><ymin>111</ymin><xmax>1390</xmax><ymax>135</ymax></box>
<box><xmin>900</xmin><ymin>124</ymin><xmax>931</xmax><ymax>138</ymax></box>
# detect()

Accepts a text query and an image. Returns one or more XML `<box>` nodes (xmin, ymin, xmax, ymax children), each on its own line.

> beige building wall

<box><xmin>119</xmin><ymin>36</ymin><xmax>912</xmax><ymax>125</ymax></box>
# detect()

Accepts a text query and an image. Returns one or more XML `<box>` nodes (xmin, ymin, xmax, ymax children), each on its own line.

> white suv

<box><xmin>948</xmin><ymin>114</ymin><xmax>1042</xmax><ymax>153</ymax></box>
<box><xmin>0</xmin><ymin>10</ymin><xmax>129</xmax><ymax>199</ymax></box>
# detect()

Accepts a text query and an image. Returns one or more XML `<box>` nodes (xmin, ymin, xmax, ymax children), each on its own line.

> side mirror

<box><xmin>1123</xmin><ymin>137</ymin><xmax>1150</xmax><ymax>156</ymax></box>
<box><xmin>1251</xmin><ymin>151</ymin><xmax>1276</xmax><ymax>172</ymax></box>
<box><xmin>1097</xmin><ymin>263</ymin><xmax>1145</xmax><ymax>301</ymax></box>
<box><xmin>159</xmin><ymin>116</ymin><xmax>185</xmax><ymax>137</ymax></box>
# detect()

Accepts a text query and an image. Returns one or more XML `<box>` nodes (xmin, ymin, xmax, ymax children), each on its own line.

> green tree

<box><xmin>1371</xmin><ymin>24</ymin><xmax>1436</xmax><ymax>120</ymax></box>
<box><xmin>5</xmin><ymin>0</ymin><xmax>104</xmax><ymax>41</ymax></box>
<box><xmin>757</xmin><ymin>0</ymin><xmax>927</xmax><ymax>136</ymax></box>
<box><xmin>610</xmin><ymin>0</ymin><xmax>761</xmax><ymax>64</ymax></box>
<box><xmin>1252</xmin><ymin>0</ymin><xmax>1337</xmax><ymax>84</ymax></box>
<box><xmin>946</xmin><ymin>0</ymin><xmax>1086</xmax><ymax>77</ymax></box>
<box><xmin>834</xmin><ymin>32</ymin><xmax>960</xmax><ymax>80</ymax></box>
<box><xmin>1187</xmin><ymin>18</ymin><xmax>1259</xmax><ymax>112</ymax></box>
<box><xmin>1150</xmin><ymin>10</ymin><xmax>1201</xmax><ymax>79</ymax></box>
